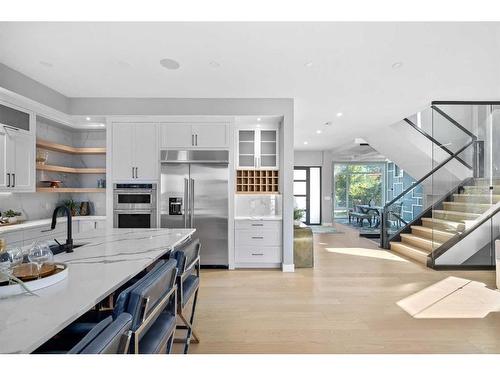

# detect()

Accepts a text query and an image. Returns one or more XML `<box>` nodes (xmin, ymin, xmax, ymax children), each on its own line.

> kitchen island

<box><xmin>0</xmin><ymin>227</ymin><xmax>195</xmax><ymax>354</ymax></box>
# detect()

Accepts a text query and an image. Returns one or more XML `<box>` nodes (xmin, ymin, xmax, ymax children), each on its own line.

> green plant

<box><xmin>63</xmin><ymin>199</ymin><xmax>79</xmax><ymax>216</ymax></box>
<box><xmin>294</xmin><ymin>208</ymin><xmax>305</xmax><ymax>221</ymax></box>
<box><xmin>4</xmin><ymin>210</ymin><xmax>21</xmax><ymax>218</ymax></box>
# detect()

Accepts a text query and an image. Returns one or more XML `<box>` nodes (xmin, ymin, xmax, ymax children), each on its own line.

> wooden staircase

<box><xmin>390</xmin><ymin>179</ymin><xmax>497</xmax><ymax>264</ymax></box>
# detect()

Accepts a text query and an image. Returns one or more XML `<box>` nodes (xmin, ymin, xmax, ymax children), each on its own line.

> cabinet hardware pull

<box><xmin>132</xmin><ymin>167</ymin><xmax>134</xmax><ymax>178</ymax></box>
<box><xmin>12</xmin><ymin>173</ymin><xmax>15</xmax><ymax>187</ymax></box>
<box><xmin>135</xmin><ymin>167</ymin><xmax>138</xmax><ymax>179</ymax></box>
<box><xmin>251</xmin><ymin>236</ymin><xmax>264</xmax><ymax>239</ymax></box>
<box><xmin>251</xmin><ymin>224</ymin><xmax>263</xmax><ymax>226</ymax></box>
<box><xmin>7</xmin><ymin>173</ymin><xmax>10</xmax><ymax>187</ymax></box>
<box><xmin>195</xmin><ymin>134</ymin><xmax>198</xmax><ymax>146</ymax></box>
<box><xmin>192</xmin><ymin>134</ymin><xmax>194</xmax><ymax>146</ymax></box>
<box><xmin>251</xmin><ymin>253</ymin><xmax>264</xmax><ymax>256</ymax></box>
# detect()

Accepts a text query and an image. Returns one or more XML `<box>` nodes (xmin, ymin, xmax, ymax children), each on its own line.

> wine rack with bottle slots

<box><xmin>236</xmin><ymin>170</ymin><xmax>279</xmax><ymax>193</ymax></box>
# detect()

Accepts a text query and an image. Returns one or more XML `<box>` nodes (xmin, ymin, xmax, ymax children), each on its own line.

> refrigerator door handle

<box><xmin>184</xmin><ymin>178</ymin><xmax>189</xmax><ymax>228</ymax></box>
<box><xmin>190</xmin><ymin>178</ymin><xmax>195</xmax><ymax>227</ymax></box>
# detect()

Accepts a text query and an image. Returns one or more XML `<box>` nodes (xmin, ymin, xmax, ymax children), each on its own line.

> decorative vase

<box><xmin>79</xmin><ymin>202</ymin><xmax>90</xmax><ymax>216</ymax></box>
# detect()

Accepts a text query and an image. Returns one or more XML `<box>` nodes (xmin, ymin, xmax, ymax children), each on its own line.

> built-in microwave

<box><xmin>113</xmin><ymin>184</ymin><xmax>157</xmax><ymax>228</ymax></box>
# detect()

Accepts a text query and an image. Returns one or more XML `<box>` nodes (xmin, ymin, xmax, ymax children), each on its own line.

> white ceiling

<box><xmin>1</xmin><ymin>22</ymin><xmax>500</xmax><ymax>150</ymax></box>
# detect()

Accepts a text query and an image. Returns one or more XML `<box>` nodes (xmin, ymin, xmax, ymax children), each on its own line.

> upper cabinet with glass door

<box><xmin>237</xmin><ymin>127</ymin><xmax>279</xmax><ymax>170</ymax></box>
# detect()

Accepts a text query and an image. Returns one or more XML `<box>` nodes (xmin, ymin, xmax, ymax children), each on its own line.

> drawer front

<box><xmin>234</xmin><ymin>220</ymin><xmax>281</xmax><ymax>231</ymax></box>
<box><xmin>235</xmin><ymin>229</ymin><xmax>281</xmax><ymax>247</ymax></box>
<box><xmin>235</xmin><ymin>246</ymin><xmax>282</xmax><ymax>263</ymax></box>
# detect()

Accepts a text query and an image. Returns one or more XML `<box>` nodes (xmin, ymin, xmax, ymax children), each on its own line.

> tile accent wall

<box><xmin>386</xmin><ymin>162</ymin><xmax>422</xmax><ymax>222</ymax></box>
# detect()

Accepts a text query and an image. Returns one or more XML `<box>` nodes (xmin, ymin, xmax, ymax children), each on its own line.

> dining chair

<box><xmin>172</xmin><ymin>238</ymin><xmax>201</xmax><ymax>354</ymax></box>
<box><xmin>68</xmin><ymin>313</ymin><xmax>132</xmax><ymax>354</ymax></box>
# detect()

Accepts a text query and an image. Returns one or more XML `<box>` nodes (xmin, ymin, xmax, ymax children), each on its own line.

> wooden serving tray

<box><xmin>13</xmin><ymin>263</ymin><xmax>57</xmax><ymax>281</ymax></box>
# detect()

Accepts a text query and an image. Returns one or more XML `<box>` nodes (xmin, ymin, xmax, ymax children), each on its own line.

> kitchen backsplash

<box><xmin>235</xmin><ymin>194</ymin><xmax>281</xmax><ymax>217</ymax></box>
<box><xmin>0</xmin><ymin>192</ymin><xmax>105</xmax><ymax>221</ymax></box>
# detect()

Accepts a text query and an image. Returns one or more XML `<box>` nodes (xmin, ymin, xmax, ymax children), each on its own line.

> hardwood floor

<box><xmin>182</xmin><ymin>223</ymin><xmax>500</xmax><ymax>354</ymax></box>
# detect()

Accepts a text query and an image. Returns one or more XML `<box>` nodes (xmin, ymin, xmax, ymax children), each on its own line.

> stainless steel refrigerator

<box><xmin>160</xmin><ymin>150</ymin><xmax>229</xmax><ymax>266</ymax></box>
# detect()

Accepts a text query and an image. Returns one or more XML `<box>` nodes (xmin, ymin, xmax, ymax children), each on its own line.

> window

<box><xmin>333</xmin><ymin>163</ymin><xmax>385</xmax><ymax>220</ymax></box>
<box><xmin>293</xmin><ymin>166</ymin><xmax>322</xmax><ymax>225</ymax></box>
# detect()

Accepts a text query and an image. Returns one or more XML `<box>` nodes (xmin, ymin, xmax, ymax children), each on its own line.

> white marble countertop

<box><xmin>0</xmin><ymin>216</ymin><xmax>107</xmax><ymax>235</ymax></box>
<box><xmin>0</xmin><ymin>227</ymin><xmax>195</xmax><ymax>354</ymax></box>
<box><xmin>234</xmin><ymin>216</ymin><xmax>282</xmax><ymax>221</ymax></box>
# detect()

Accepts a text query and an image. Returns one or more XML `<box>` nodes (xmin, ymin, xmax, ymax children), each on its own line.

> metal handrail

<box><xmin>381</xmin><ymin>139</ymin><xmax>475</xmax><ymax>249</ymax></box>
<box><xmin>403</xmin><ymin>118</ymin><xmax>472</xmax><ymax>170</ymax></box>
<box><xmin>384</xmin><ymin>139</ymin><xmax>475</xmax><ymax>209</ymax></box>
<box><xmin>431</xmin><ymin>105</ymin><xmax>477</xmax><ymax>141</ymax></box>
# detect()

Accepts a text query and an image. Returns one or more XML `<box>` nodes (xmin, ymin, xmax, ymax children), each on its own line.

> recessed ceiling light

<box><xmin>325</xmin><ymin>122</ymin><xmax>332</xmax><ymax>126</ymax></box>
<box><xmin>160</xmin><ymin>58</ymin><xmax>181</xmax><ymax>70</ymax></box>
<box><xmin>316</xmin><ymin>130</ymin><xmax>322</xmax><ymax>134</ymax></box>
<box><xmin>256</xmin><ymin>124</ymin><xmax>261</xmax><ymax>128</ymax></box>
<box><xmin>305</xmin><ymin>61</ymin><xmax>313</xmax><ymax>68</ymax></box>
<box><xmin>257</xmin><ymin>117</ymin><xmax>261</xmax><ymax>122</ymax></box>
<box><xmin>85</xmin><ymin>117</ymin><xmax>91</xmax><ymax>121</ymax></box>
<box><xmin>336</xmin><ymin>112</ymin><xmax>343</xmax><ymax>117</ymax></box>
<box><xmin>392</xmin><ymin>62</ymin><xmax>403</xmax><ymax>69</ymax></box>
<box><xmin>209</xmin><ymin>61</ymin><xmax>220</xmax><ymax>68</ymax></box>
<box><xmin>303</xmin><ymin>141</ymin><xmax>308</xmax><ymax>145</ymax></box>
<box><xmin>39</xmin><ymin>61</ymin><xmax>53</xmax><ymax>68</ymax></box>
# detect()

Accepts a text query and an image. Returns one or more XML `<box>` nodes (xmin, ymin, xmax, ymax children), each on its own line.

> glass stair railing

<box><xmin>382</xmin><ymin>102</ymin><xmax>499</xmax><ymax>269</ymax></box>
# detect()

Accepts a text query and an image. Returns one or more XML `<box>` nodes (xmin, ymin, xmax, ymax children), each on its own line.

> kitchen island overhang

<box><xmin>0</xmin><ymin>227</ymin><xmax>195</xmax><ymax>354</ymax></box>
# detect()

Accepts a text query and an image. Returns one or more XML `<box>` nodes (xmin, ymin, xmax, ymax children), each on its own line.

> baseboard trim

<box><xmin>282</xmin><ymin>263</ymin><xmax>295</xmax><ymax>272</ymax></box>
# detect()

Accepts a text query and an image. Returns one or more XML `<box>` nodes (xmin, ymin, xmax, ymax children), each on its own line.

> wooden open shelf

<box><xmin>37</xmin><ymin>139</ymin><xmax>106</xmax><ymax>154</ymax></box>
<box><xmin>236</xmin><ymin>170</ymin><xmax>279</xmax><ymax>193</ymax></box>
<box><xmin>36</xmin><ymin>188</ymin><xmax>106</xmax><ymax>193</ymax></box>
<box><xmin>36</xmin><ymin>164</ymin><xmax>106</xmax><ymax>174</ymax></box>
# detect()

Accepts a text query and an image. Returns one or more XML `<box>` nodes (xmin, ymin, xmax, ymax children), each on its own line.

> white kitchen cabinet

<box><xmin>0</xmin><ymin>126</ymin><xmax>35</xmax><ymax>192</ymax></box>
<box><xmin>234</xmin><ymin>219</ymin><xmax>282</xmax><ymax>267</ymax></box>
<box><xmin>78</xmin><ymin>220</ymin><xmax>97</xmax><ymax>233</ymax></box>
<box><xmin>0</xmin><ymin>130</ymin><xmax>7</xmax><ymax>189</ymax></box>
<box><xmin>237</xmin><ymin>128</ymin><xmax>279</xmax><ymax>170</ymax></box>
<box><xmin>159</xmin><ymin>123</ymin><xmax>228</xmax><ymax>149</ymax></box>
<box><xmin>112</xmin><ymin>123</ymin><xmax>158</xmax><ymax>181</ymax></box>
<box><xmin>160</xmin><ymin>123</ymin><xmax>192</xmax><ymax>148</ymax></box>
<box><xmin>191</xmin><ymin>124</ymin><xmax>228</xmax><ymax>147</ymax></box>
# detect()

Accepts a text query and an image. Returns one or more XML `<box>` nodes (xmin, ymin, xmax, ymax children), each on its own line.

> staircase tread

<box><xmin>444</xmin><ymin>201</ymin><xmax>492</xmax><ymax>207</ymax></box>
<box><xmin>390</xmin><ymin>241</ymin><xmax>430</xmax><ymax>255</ymax></box>
<box><xmin>400</xmin><ymin>233</ymin><xmax>443</xmax><ymax>245</ymax></box>
<box><xmin>421</xmin><ymin>217</ymin><xmax>465</xmax><ymax>226</ymax></box>
<box><xmin>432</xmin><ymin>209</ymin><xmax>480</xmax><ymax>217</ymax></box>
<box><xmin>410</xmin><ymin>225</ymin><xmax>455</xmax><ymax>237</ymax></box>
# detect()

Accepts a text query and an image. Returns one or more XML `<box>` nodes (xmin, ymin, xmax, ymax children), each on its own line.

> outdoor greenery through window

<box><xmin>333</xmin><ymin>163</ymin><xmax>385</xmax><ymax>219</ymax></box>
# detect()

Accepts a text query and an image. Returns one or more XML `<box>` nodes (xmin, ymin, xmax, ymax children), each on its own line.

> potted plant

<box><xmin>63</xmin><ymin>199</ymin><xmax>79</xmax><ymax>216</ymax></box>
<box><xmin>294</xmin><ymin>208</ymin><xmax>305</xmax><ymax>227</ymax></box>
<box><xmin>4</xmin><ymin>210</ymin><xmax>22</xmax><ymax>224</ymax></box>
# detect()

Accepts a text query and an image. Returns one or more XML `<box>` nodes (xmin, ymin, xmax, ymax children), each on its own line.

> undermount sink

<box><xmin>49</xmin><ymin>242</ymin><xmax>89</xmax><ymax>255</ymax></box>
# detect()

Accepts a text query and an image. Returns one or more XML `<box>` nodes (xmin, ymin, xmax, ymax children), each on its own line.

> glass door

<box><xmin>237</xmin><ymin>130</ymin><xmax>256</xmax><ymax>168</ymax></box>
<box><xmin>294</xmin><ymin>166</ymin><xmax>321</xmax><ymax>225</ymax></box>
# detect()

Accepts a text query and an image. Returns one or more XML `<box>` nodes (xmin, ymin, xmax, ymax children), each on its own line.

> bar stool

<box><xmin>172</xmin><ymin>239</ymin><xmax>201</xmax><ymax>354</ymax></box>
<box><xmin>68</xmin><ymin>313</ymin><xmax>133</xmax><ymax>354</ymax></box>
<box><xmin>125</xmin><ymin>259</ymin><xmax>178</xmax><ymax>354</ymax></box>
